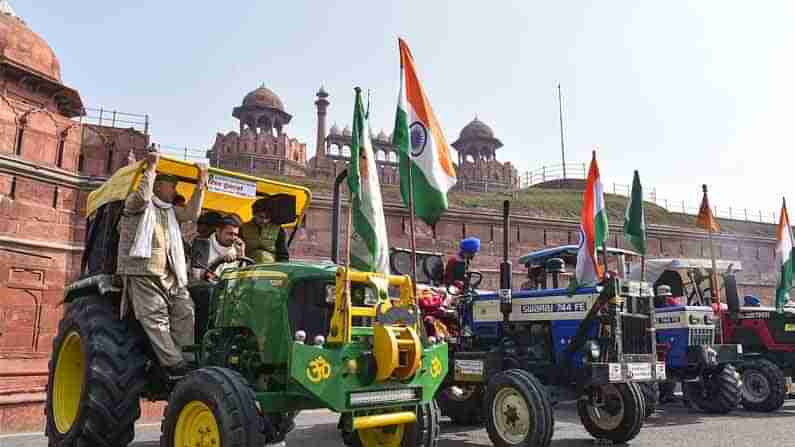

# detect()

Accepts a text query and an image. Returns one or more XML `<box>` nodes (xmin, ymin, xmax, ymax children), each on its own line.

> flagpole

<box><xmin>406</xmin><ymin>122</ymin><xmax>419</xmax><ymax>301</ymax></box>
<box><xmin>703</xmin><ymin>184</ymin><xmax>723</xmax><ymax>343</ymax></box>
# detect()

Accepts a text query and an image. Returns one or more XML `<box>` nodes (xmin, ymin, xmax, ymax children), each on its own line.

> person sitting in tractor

<box><xmin>206</xmin><ymin>215</ymin><xmax>246</xmax><ymax>280</ymax></box>
<box><xmin>444</xmin><ymin>237</ymin><xmax>481</xmax><ymax>289</ymax></box>
<box><xmin>196</xmin><ymin>211</ymin><xmax>222</xmax><ymax>240</ymax></box>
<box><xmin>240</xmin><ymin>198</ymin><xmax>289</xmax><ymax>263</ymax></box>
<box><xmin>116</xmin><ymin>150</ymin><xmax>207</xmax><ymax>380</ymax></box>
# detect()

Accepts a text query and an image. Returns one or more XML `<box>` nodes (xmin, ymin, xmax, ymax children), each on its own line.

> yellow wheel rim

<box><xmin>174</xmin><ymin>401</ymin><xmax>221</xmax><ymax>447</ymax></box>
<box><xmin>53</xmin><ymin>331</ymin><xmax>85</xmax><ymax>434</ymax></box>
<box><xmin>357</xmin><ymin>424</ymin><xmax>406</xmax><ymax>447</ymax></box>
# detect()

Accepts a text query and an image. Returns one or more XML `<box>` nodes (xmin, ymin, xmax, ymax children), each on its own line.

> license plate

<box><xmin>655</xmin><ymin>362</ymin><xmax>667</xmax><ymax>380</ymax></box>
<box><xmin>608</xmin><ymin>363</ymin><xmax>623</xmax><ymax>382</ymax></box>
<box><xmin>785</xmin><ymin>323</ymin><xmax>795</xmax><ymax>332</ymax></box>
<box><xmin>454</xmin><ymin>359</ymin><xmax>484</xmax><ymax>378</ymax></box>
<box><xmin>626</xmin><ymin>363</ymin><xmax>652</xmax><ymax>380</ymax></box>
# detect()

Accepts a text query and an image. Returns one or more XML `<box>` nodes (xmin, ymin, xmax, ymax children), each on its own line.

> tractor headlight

<box><xmin>325</xmin><ymin>284</ymin><xmax>336</xmax><ymax>304</ymax></box>
<box><xmin>586</xmin><ymin>340</ymin><xmax>601</xmax><ymax>362</ymax></box>
<box><xmin>689</xmin><ymin>314</ymin><xmax>702</xmax><ymax>325</ymax></box>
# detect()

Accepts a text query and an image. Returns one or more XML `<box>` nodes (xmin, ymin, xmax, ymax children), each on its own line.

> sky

<box><xmin>15</xmin><ymin>1</ymin><xmax>795</xmax><ymax>220</ymax></box>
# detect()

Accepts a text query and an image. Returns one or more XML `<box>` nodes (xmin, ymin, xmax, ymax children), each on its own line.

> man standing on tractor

<box><xmin>116</xmin><ymin>150</ymin><xmax>208</xmax><ymax>380</ymax></box>
<box><xmin>240</xmin><ymin>197</ymin><xmax>289</xmax><ymax>263</ymax></box>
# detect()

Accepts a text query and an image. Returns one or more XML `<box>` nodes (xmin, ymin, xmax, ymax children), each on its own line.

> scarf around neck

<box><xmin>129</xmin><ymin>195</ymin><xmax>188</xmax><ymax>287</ymax></box>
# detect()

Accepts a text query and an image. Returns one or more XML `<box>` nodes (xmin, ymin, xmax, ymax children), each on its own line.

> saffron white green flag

<box><xmin>575</xmin><ymin>151</ymin><xmax>609</xmax><ymax>287</ymax></box>
<box><xmin>348</xmin><ymin>88</ymin><xmax>390</xmax><ymax>274</ymax></box>
<box><xmin>392</xmin><ymin>38</ymin><xmax>457</xmax><ymax>226</ymax></box>
<box><xmin>775</xmin><ymin>198</ymin><xmax>794</xmax><ymax>312</ymax></box>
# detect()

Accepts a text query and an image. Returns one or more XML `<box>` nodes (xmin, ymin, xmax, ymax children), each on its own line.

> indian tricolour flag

<box><xmin>775</xmin><ymin>198</ymin><xmax>794</xmax><ymax>312</ymax></box>
<box><xmin>575</xmin><ymin>151</ymin><xmax>609</xmax><ymax>287</ymax></box>
<box><xmin>392</xmin><ymin>38</ymin><xmax>457</xmax><ymax>226</ymax></box>
<box><xmin>348</xmin><ymin>88</ymin><xmax>390</xmax><ymax>275</ymax></box>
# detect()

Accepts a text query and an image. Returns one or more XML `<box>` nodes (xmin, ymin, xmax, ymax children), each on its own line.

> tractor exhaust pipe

<box><xmin>331</xmin><ymin>169</ymin><xmax>348</xmax><ymax>264</ymax></box>
<box><xmin>499</xmin><ymin>200</ymin><xmax>512</xmax><ymax>323</ymax></box>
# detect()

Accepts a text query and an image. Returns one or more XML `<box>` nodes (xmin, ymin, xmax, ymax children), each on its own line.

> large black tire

<box><xmin>45</xmin><ymin>295</ymin><xmax>148</xmax><ymax>447</ymax></box>
<box><xmin>484</xmin><ymin>369</ymin><xmax>554</xmax><ymax>447</ymax></box>
<box><xmin>639</xmin><ymin>382</ymin><xmax>659</xmax><ymax>417</ymax></box>
<box><xmin>160</xmin><ymin>367</ymin><xmax>276</xmax><ymax>447</ymax></box>
<box><xmin>577</xmin><ymin>382</ymin><xmax>645</xmax><ymax>444</ymax></box>
<box><xmin>685</xmin><ymin>364</ymin><xmax>741</xmax><ymax>414</ymax></box>
<box><xmin>345</xmin><ymin>401</ymin><xmax>440</xmax><ymax>447</ymax></box>
<box><xmin>740</xmin><ymin>359</ymin><xmax>786</xmax><ymax>412</ymax></box>
<box><xmin>436</xmin><ymin>385</ymin><xmax>484</xmax><ymax>425</ymax></box>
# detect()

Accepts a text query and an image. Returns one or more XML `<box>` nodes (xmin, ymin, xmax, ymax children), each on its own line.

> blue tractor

<box><xmin>632</xmin><ymin>258</ymin><xmax>743</xmax><ymax>413</ymax></box>
<box><xmin>399</xmin><ymin>201</ymin><xmax>663</xmax><ymax>446</ymax></box>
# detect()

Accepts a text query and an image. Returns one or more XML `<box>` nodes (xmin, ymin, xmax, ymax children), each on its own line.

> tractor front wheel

<box><xmin>740</xmin><ymin>359</ymin><xmax>786</xmax><ymax>412</ymax></box>
<box><xmin>436</xmin><ymin>384</ymin><xmax>483</xmax><ymax>425</ymax></box>
<box><xmin>160</xmin><ymin>367</ymin><xmax>277</xmax><ymax>447</ymax></box>
<box><xmin>638</xmin><ymin>382</ymin><xmax>659</xmax><ymax>417</ymax></box>
<box><xmin>685</xmin><ymin>364</ymin><xmax>741</xmax><ymax>414</ymax></box>
<box><xmin>45</xmin><ymin>295</ymin><xmax>148</xmax><ymax>447</ymax></box>
<box><xmin>577</xmin><ymin>382</ymin><xmax>645</xmax><ymax>444</ymax></box>
<box><xmin>345</xmin><ymin>401</ymin><xmax>440</xmax><ymax>447</ymax></box>
<box><xmin>484</xmin><ymin>369</ymin><xmax>554</xmax><ymax>447</ymax></box>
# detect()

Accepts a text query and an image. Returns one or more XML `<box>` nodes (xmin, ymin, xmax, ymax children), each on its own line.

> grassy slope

<box><xmin>273</xmin><ymin>175</ymin><xmax>776</xmax><ymax>238</ymax></box>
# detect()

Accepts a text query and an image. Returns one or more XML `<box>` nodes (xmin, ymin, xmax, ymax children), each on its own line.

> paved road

<box><xmin>3</xmin><ymin>400</ymin><xmax>795</xmax><ymax>447</ymax></box>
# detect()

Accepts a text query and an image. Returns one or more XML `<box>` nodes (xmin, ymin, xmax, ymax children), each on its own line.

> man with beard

<box><xmin>205</xmin><ymin>214</ymin><xmax>246</xmax><ymax>280</ymax></box>
<box><xmin>116</xmin><ymin>150</ymin><xmax>207</xmax><ymax>380</ymax></box>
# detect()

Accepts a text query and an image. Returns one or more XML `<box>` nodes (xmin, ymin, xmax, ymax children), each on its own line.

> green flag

<box><xmin>623</xmin><ymin>170</ymin><xmax>646</xmax><ymax>255</ymax></box>
<box><xmin>347</xmin><ymin>88</ymin><xmax>390</xmax><ymax>274</ymax></box>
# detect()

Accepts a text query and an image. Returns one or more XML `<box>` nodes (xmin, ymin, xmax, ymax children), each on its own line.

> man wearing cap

<box><xmin>444</xmin><ymin>237</ymin><xmax>481</xmax><ymax>288</ymax></box>
<box><xmin>240</xmin><ymin>198</ymin><xmax>289</xmax><ymax>263</ymax></box>
<box><xmin>116</xmin><ymin>151</ymin><xmax>208</xmax><ymax>379</ymax></box>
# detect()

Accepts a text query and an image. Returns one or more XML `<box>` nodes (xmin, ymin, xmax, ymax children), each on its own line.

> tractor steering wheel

<box><xmin>204</xmin><ymin>255</ymin><xmax>257</xmax><ymax>281</ymax></box>
<box><xmin>468</xmin><ymin>271</ymin><xmax>483</xmax><ymax>289</ymax></box>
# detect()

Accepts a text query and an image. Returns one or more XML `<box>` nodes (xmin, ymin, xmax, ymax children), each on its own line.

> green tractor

<box><xmin>45</xmin><ymin>158</ymin><xmax>448</xmax><ymax>447</ymax></box>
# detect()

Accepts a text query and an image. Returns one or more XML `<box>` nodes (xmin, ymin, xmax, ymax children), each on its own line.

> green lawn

<box><xmin>271</xmin><ymin>174</ymin><xmax>776</xmax><ymax>238</ymax></box>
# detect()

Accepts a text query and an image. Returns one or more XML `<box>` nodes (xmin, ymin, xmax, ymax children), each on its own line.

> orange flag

<box><xmin>696</xmin><ymin>184</ymin><xmax>720</xmax><ymax>233</ymax></box>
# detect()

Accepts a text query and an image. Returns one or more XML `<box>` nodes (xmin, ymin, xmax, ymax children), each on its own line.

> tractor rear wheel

<box><xmin>484</xmin><ymin>369</ymin><xmax>554</xmax><ymax>447</ymax></box>
<box><xmin>45</xmin><ymin>295</ymin><xmax>148</xmax><ymax>447</ymax></box>
<box><xmin>577</xmin><ymin>382</ymin><xmax>645</xmax><ymax>444</ymax></box>
<box><xmin>346</xmin><ymin>401</ymin><xmax>440</xmax><ymax>447</ymax></box>
<box><xmin>160</xmin><ymin>367</ymin><xmax>275</xmax><ymax>447</ymax></box>
<box><xmin>685</xmin><ymin>364</ymin><xmax>741</xmax><ymax>414</ymax></box>
<box><xmin>740</xmin><ymin>359</ymin><xmax>786</xmax><ymax>412</ymax></box>
<box><xmin>436</xmin><ymin>384</ymin><xmax>483</xmax><ymax>425</ymax></box>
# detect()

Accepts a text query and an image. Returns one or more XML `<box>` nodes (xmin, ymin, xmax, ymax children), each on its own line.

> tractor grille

<box><xmin>688</xmin><ymin>327</ymin><xmax>715</xmax><ymax>346</ymax></box>
<box><xmin>621</xmin><ymin>313</ymin><xmax>653</xmax><ymax>354</ymax></box>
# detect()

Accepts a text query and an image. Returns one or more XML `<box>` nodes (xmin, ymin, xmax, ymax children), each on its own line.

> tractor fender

<box><xmin>63</xmin><ymin>274</ymin><xmax>120</xmax><ymax>304</ymax></box>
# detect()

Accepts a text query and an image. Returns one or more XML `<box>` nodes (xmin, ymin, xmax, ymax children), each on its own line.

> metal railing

<box><xmin>520</xmin><ymin>162</ymin><xmax>587</xmax><ymax>187</ymax></box>
<box><xmin>519</xmin><ymin>162</ymin><xmax>779</xmax><ymax>225</ymax></box>
<box><xmin>78</xmin><ymin>108</ymin><xmax>150</xmax><ymax>134</ymax></box>
<box><xmin>159</xmin><ymin>144</ymin><xmax>208</xmax><ymax>162</ymax></box>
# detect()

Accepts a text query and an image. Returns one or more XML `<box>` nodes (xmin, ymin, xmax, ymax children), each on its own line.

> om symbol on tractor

<box><xmin>431</xmin><ymin>357</ymin><xmax>443</xmax><ymax>379</ymax></box>
<box><xmin>307</xmin><ymin>356</ymin><xmax>332</xmax><ymax>383</ymax></box>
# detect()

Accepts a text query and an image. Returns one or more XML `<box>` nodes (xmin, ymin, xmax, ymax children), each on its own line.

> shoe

<box><xmin>166</xmin><ymin>361</ymin><xmax>190</xmax><ymax>382</ymax></box>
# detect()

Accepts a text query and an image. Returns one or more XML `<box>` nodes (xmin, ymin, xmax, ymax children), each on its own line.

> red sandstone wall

<box><xmin>291</xmin><ymin>199</ymin><xmax>777</xmax><ymax>303</ymax></box>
